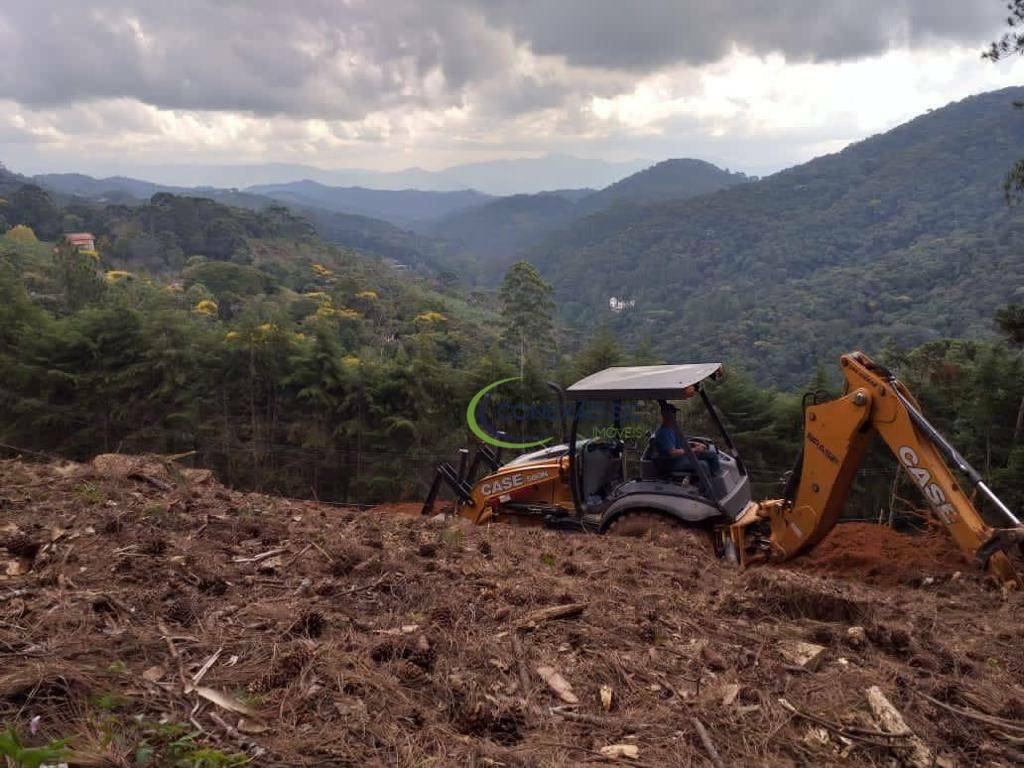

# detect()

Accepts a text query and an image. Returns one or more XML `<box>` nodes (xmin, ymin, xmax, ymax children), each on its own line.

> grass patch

<box><xmin>75</xmin><ymin>483</ymin><xmax>107</xmax><ymax>506</ymax></box>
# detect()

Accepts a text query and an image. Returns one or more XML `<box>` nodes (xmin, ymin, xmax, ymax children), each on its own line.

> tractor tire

<box><xmin>605</xmin><ymin>510</ymin><xmax>682</xmax><ymax>537</ymax></box>
<box><xmin>605</xmin><ymin>510</ymin><xmax>712</xmax><ymax>549</ymax></box>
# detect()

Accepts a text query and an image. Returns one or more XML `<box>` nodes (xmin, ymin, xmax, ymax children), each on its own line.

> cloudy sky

<box><xmin>2</xmin><ymin>0</ymin><xmax>1024</xmax><ymax>181</ymax></box>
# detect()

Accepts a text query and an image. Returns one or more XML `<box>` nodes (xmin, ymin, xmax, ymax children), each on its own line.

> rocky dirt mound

<box><xmin>2</xmin><ymin>455</ymin><xmax>1024</xmax><ymax>767</ymax></box>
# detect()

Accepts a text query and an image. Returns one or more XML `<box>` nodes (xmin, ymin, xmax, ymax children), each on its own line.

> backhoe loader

<box><xmin>422</xmin><ymin>351</ymin><xmax>1024</xmax><ymax>588</ymax></box>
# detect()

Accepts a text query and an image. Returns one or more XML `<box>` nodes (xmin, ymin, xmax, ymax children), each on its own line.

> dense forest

<box><xmin>419</xmin><ymin>159</ymin><xmax>748</xmax><ymax>284</ymax></box>
<box><xmin>0</xmin><ymin>178</ymin><xmax>1022</xmax><ymax>525</ymax></box>
<box><xmin>0</xmin><ymin>187</ymin><xmax>508</xmax><ymax>502</ymax></box>
<box><xmin>523</xmin><ymin>88</ymin><xmax>1024</xmax><ymax>383</ymax></box>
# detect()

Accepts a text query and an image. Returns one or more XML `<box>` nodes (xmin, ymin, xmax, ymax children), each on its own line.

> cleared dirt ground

<box><xmin>2</xmin><ymin>455</ymin><xmax>1023</xmax><ymax>767</ymax></box>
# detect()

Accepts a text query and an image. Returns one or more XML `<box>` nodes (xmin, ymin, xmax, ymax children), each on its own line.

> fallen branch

<box><xmin>536</xmin><ymin>665</ymin><xmax>578</xmax><ymax>704</ymax></box>
<box><xmin>0</xmin><ymin>587</ymin><xmax>36</xmax><ymax>603</ymax></box>
<box><xmin>207</xmin><ymin>711</ymin><xmax>267</xmax><ymax>760</ymax></box>
<box><xmin>284</xmin><ymin>543</ymin><xmax>312</xmax><ymax>567</ymax></box>
<box><xmin>128</xmin><ymin>472</ymin><xmax>173</xmax><ymax>492</ymax></box>
<box><xmin>157</xmin><ymin>617</ymin><xmax>188</xmax><ymax>688</ymax></box>
<box><xmin>915</xmin><ymin>689</ymin><xmax>1024</xmax><ymax>734</ymax></box>
<box><xmin>232</xmin><ymin>547</ymin><xmax>288</xmax><ymax>564</ymax></box>
<box><xmin>692</xmin><ymin>718</ymin><xmax>725</xmax><ymax>768</ymax></box>
<box><xmin>778</xmin><ymin>697</ymin><xmax>914</xmax><ymax>749</ymax></box>
<box><xmin>866</xmin><ymin>686</ymin><xmax>934</xmax><ymax>768</ymax></box>
<box><xmin>515</xmin><ymin>740</ymin><xmax>660</xmax><ymax>768</ymax></box>
<box><xmin>191</xmin><ymin>647</ymin><xmax>223</xmax><ymax>687</ymax></box>
<box><xmin>309</xmin><ymin>540</ymin><xmax>334</xmax><ymax>563</ymax></box>
<box><xmin>518</xmin><ymin>602</ymin><xmax>586</xmax><ymax>628</ymax></box>
<box><xmin>510</xmin><ymin>633</ymin><xmax>532</xmax><ymax>700</ymax></box>
<box><xmin>548</xmin><ymin>706</ymin><xmax>610</xmax><ymax>727</ymax></box>
<box><xmin>156</xmin><ymin>618</ymin><xmax>180</xmax><ymax>661</ymax></box>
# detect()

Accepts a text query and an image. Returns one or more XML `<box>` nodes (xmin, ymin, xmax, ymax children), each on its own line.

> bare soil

<box><xmin>2</xmin><ymin>455</ymin><xmax>1023</xmax><ymax>767</ymax></box>
<box><xmin>791</xmin><ymin>522</ymin><xmax>971</xmax><ymax>588</ymax></box>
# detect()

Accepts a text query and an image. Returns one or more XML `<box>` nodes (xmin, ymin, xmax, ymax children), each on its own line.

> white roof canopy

<box><xmin>566</xmin><ymin>363</ymin><xmax>724</xmax><ymax>401</ymax></box>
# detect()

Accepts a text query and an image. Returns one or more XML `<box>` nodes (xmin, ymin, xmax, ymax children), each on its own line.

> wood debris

<box><xmin>866</xmin><ymin>686</ymin><xmax>934</xmax><ymax>768</ymax></box>
<box><xmin>535</xmin><ymin>666</ymin><xmax>578</xmax><ymax>704</ymax></box>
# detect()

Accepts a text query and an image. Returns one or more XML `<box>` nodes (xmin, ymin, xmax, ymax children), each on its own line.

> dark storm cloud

<box><xmin>0</xmin><ymin>0</ymin><xmax>500</xmax><ymax>117</ymax></box>
<box><xmin>0</xmin><ymin>0</ymin><xmax>1004</xmax><ymax>119</ymax></box>
<box><xmin>477</xmin><ymin>0</ymin><xmax>1000</xmax><ymax>72</ymax></box>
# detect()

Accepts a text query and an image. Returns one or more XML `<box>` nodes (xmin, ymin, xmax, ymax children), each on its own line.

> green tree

<box><xmin>985</xmin><ymin>1</ymin><xmax>1024</xmax><ymax>201</ymax></box>
<box><xmin>54</xmin><ymin>241</ymin><xmax>105</xmax><ymax>312</ymax></box>
<box><xmin>996</xmin><ymin>303</ymin><xmax>1024</xmax><ymax>442</ymax></box>
<box><xmin>498</xmin><ymin>261</ymin><xmax>554</xmax><ymax>370</ymax></box>
<box><xmin>574</xmin><ymin>326</ymin><xmax>622</xmax><ymax>378</ymax></box>
<box><xmin>5</xmin><ymin>185</ymin><xmax>61</xmax><ymax>239</ymax></box>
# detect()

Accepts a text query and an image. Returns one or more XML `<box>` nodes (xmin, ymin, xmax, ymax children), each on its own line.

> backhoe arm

<box><xmin>758</xmin><ymin>352</ymin><xmax>1023</xmax><ymax>588</ymax></box>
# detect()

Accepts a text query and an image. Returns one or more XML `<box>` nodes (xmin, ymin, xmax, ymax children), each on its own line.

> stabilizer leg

<box><xmin>421</xmin><ymin>461</ymin><xmax>474</xmax><ymax>516</ymax></box>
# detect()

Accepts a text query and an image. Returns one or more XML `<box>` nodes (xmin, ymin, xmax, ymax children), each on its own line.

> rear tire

<box><xmin>605</xmin><ymin>510</ymin><xmax>711</xmax><ymax>548</ymax></box>
<box><xmin>606</xmin><ymin>510</ymin><xmax>681</xmax><ymax>537</ymax></box>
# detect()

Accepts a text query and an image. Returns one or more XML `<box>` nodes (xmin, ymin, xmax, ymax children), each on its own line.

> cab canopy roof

<box><xmin>566</xmin><ymin>363</ymin><xmax>723</xmax><ymax>401</ymax></box>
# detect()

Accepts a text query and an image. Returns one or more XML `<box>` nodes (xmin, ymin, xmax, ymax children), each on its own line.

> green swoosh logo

<box><xmin>466</xmin><ymin>376</ymin><xmax>553</xmax><ymax>450</ymax></box>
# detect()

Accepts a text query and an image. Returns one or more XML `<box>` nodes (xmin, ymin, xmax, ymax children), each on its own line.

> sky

<box><xmin>2</xmin><ymin>0</ymin><xmax>1024</xmax><ymax>181</ymax></box>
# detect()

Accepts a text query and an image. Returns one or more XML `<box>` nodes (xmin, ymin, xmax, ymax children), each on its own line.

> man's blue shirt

<box><xmin>654</xmin><ymin>425</ymin><xmax>682</xmax><ymax>457</ymax></box>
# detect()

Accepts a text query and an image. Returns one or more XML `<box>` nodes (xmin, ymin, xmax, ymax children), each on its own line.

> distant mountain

<box><xmin>424</xmin><ymin>158</ymin><xmax>748</xmax><ymax>282</ymax></box>
<box><xmin>44</xmin><ymin>153</ymin><xmax>651</xmax><ymax>195</ymax></box>
<box><xmin>526</xmin><ymin>87</ymin><xmax>1024</xmax><ymax>384</ymax></box>
<box><xmin>20</xmin><ymin>169</ymin><xmax>456</xmax><ymax>275</ymax></box>
<box><xmin>247</xmin><ymin>180</ymin><xmax>491</xmax><ymax>226</ymax></box>
<box><xmin>0</xmin><ymin>163</ymin><xmax>32</xmax><ymax>195</ymax></box>
<box><xmin>577</xmin><ymin>158</ymin><xmax>750</xmax><ymax>214</ymax></box>
<box><xmin>435</xmin><ymin>154</ymin><xmax>650</xmax><ymax>195</ymax></box>
<box><xmin>34</xmin><ymin>172</ymin><xmax>171</xmax><ymax>201</ymax></box>
<box><xmin>32</xmin><ymin>172</ymin><xmax>276</xmax><ymax>212</ymax></box>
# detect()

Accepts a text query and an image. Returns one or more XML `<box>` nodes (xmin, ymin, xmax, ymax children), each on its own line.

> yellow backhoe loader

<box><xmin>422</xmin><ymin>351</ymin><xmax>1024</xmax><ymax>588</ymax></box>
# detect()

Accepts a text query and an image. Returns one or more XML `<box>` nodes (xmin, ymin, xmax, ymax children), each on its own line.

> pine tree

<box><xmin>54</xmin><ymin>241</ymin><xmax>105</xmax><ymax>312</ymax></box>
<box><xmin>498</xmin><ymin>261</ymin><xmax>554</xmax><ymax>371</ymax></box>
<box><xmin>996</xmin><ymin>304</ymin><xmax>1024</xmax><ymax>443</ymax></box>
<box><xmin>574</xmin><ymin>326</ymin><xmax>622</xmax><ymax>378</ymax></box>
<box><xmin>985</xmin><ymin>2</ymin><xmax>1024</xmax><ymax>201</ymax></box>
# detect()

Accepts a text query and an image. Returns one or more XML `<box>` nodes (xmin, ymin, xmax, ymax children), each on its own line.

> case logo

<box><xmin>898</xmin><ymin>446</ymin><xmax>958</xmax><ymax>525</ymax></box>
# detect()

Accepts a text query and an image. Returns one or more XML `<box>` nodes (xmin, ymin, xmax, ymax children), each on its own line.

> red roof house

<box><xmin>65</xmin><ymin>232</ymin><xmax>96</xmax><ymax>250</ymax></box>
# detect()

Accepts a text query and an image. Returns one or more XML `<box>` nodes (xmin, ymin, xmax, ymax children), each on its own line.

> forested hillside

<box><xmin>0</xmin><ymin>184</ymin><xmax>507</xmax><ymax>503</ymax></box>
<box><xmin>27</xmin><ymin>172</ymin><xmax>456</xmax><ymax>275</ymax></box>
<box><xmin>423</xmin><ymin>158</ymin><xmax>746</xmax><ymax>283</ymax></box>
<box><xmin>529</xmin><ymin>88</ymin><xmax>1024</xmax><ymax>383</ymax></box>
<box><xmin>577</xmin><ymin>158</ymin><xmax>749</xmax><ymax>214</ymax></box>
<box><xmin>25</xmin><ymin>157</ymin><xmax>752</xmax><ymax>289</ymax></box>
<box><xmin>1</xmin><ymin>189</ymin><xmax>1022</xmax><ymax>516</ymax></box>
<box><xmin>421</xmin><ymin>193</ymin><xmax>581</xmax><ymax>283</ymax></box>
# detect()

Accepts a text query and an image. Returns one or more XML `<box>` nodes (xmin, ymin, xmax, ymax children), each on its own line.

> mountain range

<box><xmin>30</xmin><ymin>153</ymin><xmax>651</xmax><ymax>196</ymax></box>
<box><xmin>417</xmin><ymin>159</ymin><xmax>750</xmax><ymax>282</ymax></box>
<box><xmin>245</xmin><ymin>181</ymin><xmax>491</xmax><ymax>226</ymax></box>
<box><xmin>6</xmin><ymin>86</ymin><xmax>1024</xmax><ymax>385</ymax></box>
<box><xmin>28</xmin><ymin>156</ymin><xmax>746</xmax><ymax>278</ymax></box>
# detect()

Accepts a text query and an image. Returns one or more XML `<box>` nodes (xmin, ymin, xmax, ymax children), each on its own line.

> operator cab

<box><xmin>564</xmin><ymin>363</ymin><xmax>752</xmax><ymax>529</ymax></box>
<box><xmin>637</xmin><ymin>433</ymin><xmax>748</xmax><ymax>515</ymax></box>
